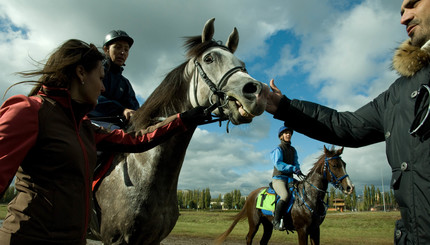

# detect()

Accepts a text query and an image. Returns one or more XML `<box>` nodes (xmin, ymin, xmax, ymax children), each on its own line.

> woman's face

<box><xmin>104</xmin><ymin>40</ymin><xmax>130</xmax><ymax>66</ymax></box>
<box><xmin>73</xmin><ymin>61</ymin><xmax>105</xmax><ymax>106</ymax></box>
<box><xmin>281</xmin><ymin>130</ymin><xmax>292</xmax><ymax>142</ymax></box>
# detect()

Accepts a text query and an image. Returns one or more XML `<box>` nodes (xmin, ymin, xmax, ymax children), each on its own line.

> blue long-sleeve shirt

<box><xmin>271</xmin><ymin>146</ymin><xmax>300</xmax><ymax>181</ymax></box>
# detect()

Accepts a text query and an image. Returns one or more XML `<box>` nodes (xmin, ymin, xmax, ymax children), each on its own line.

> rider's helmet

<box><xmin>103</xmin><ymin>30</ymin><xmax>134</xmax><ymax>48</ymax></box>
<box><xmin>278</xmin><ymin>125</ymin><xmax>293</xmax><ymax>138</ymax></box>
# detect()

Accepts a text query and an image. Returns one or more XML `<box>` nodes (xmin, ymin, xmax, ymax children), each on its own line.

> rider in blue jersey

<box><xmin>271</xmin><ymin>125</ymin><xmax>303</xmax><ymax>230</ymax></box>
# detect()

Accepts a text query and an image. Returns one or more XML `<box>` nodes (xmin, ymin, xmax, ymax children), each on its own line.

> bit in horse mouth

<box><xmin>234</xmin><ymin>100</ymin><xmax>255</xmax><ymax>119</ymax></box>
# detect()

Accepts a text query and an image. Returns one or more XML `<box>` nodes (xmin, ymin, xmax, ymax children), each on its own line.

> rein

<box><xmin>193</xmin><ymin>57</ymin><xmax>246</xmax><ymax>130</ymax></box>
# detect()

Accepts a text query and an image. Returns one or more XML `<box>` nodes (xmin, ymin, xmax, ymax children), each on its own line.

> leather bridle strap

<box><xmin>193</xmin><ymin>59</ymin><xmax>245</xmax><ymax>117</ymax></box>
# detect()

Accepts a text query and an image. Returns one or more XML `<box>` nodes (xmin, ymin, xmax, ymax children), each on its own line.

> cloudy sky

<box><xmin>0</xmin><ymin>0</ymin><xmax>406</xmax><ymax>198</ymax></box>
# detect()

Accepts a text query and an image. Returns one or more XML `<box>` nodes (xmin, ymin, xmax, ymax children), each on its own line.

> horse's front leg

<box><xmin>309</xmin><ymin>226</ymin><xmax>320</xmax><ymax>245</ymax></box>
<box><xmin>296</xmin><ymin>228</ymin><xmax>308</xmax><ymax>245</ymax></box>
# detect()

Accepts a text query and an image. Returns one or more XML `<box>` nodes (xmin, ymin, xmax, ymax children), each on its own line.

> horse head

<box><xmin>184</xmin><ymin>18</ymin><xmax>268</xmax><ymax>125</ymax></box>
<box><xmin>321</xmin><ymin>146</ymin><xmax>354</xmax><ymax>194</ymax></box>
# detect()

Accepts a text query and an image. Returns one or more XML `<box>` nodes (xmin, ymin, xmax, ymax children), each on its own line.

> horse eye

<box><xmin>203</xmin><ymin>54</ymin><xmax>213</xmax><ymax>64</ymax></box>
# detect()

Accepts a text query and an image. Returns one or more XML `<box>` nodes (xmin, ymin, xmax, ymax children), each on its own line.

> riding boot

<box><xmin>272</xmin><ymin>200</ymin><xmax>288</xmax><ymax>231</ymax></box>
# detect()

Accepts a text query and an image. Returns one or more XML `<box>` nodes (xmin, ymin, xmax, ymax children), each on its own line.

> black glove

<box><xmin>294</xmin><ymin>168</ymin><xmax>304</xmax><ymax>176</ymax></box>
<box><xmin>180</xmin><ymin>106</ymin><xmax>212</xmax><ymax>127</ymax></box>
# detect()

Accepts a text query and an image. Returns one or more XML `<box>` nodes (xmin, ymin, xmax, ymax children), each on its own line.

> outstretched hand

<box><xmin>265</xmin><ymin>79</ymin><xmax>283</xmax><ymax>115</ymax></box>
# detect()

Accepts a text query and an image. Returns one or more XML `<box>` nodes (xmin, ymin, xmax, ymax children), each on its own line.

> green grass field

<box><xmin>170</xmin><ymin>209</ymin><xmax>400</xmax><ymax>245</ymax></box>
<box><xmin>0</xmin><ymin>204</ymin><xmax>400</xmax><ymax>244</ymax></box>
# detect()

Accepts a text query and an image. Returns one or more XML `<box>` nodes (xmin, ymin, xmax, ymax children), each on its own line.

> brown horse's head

<box><xmin>317</xmin><ymin>146</ymin><xmax>354</xmax><ymax>194</ymax></box>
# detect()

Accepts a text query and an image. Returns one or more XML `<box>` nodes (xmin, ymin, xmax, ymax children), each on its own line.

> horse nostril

<box><xmin>243</xmin><ymin>82</ymin><xmax>258</xmax><ymax>94</ymax></box>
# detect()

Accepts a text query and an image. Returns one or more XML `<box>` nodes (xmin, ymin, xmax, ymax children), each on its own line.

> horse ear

<box><xmin>338</xmin><ymin>146</ymin><xmax>344</xmax><ymax>155</ymax></box>
<box><xmin>202</xmin><ymin>18</ymin><xmax>215</xmax><ymax>43</ymax></box>
<box><xmin>323</xmin><ymin>145</ymin><xmax>328</xmax><ymax>154</ymax></box>
<box><xmin>226</xmin><ymin>27</ymin><xmax>239</xmax><ymax>53</ymax></box>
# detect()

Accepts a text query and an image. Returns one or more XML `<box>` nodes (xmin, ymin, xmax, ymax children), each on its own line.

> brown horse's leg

<box><xmin>259</xmin><ymin>216</ymin><xmax>273</xmax><ymax>245</ymax></box>
<box><xmin>297</xmin><ymin>228</ymin><xmax>309</xmax><ymax>245</ymax></box>
<box><xmin>309</xmin><ymin>226</ymin><xmax>320</xmax><ymax>245</ymax></box>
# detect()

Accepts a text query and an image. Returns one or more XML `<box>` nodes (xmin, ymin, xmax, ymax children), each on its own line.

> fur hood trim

<box><xmin>392</xmin><ymin>39</ymin><xmax>430</xmax><ymax>77</ymax></box>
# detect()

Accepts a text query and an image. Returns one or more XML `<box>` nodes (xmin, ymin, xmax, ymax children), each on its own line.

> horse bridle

<box><xmin>323</xmin><ymin>156</ymin><xmax>349</xmax><ymax>189</ymax></box>
<box><xmin>192</xmin><ymin>52</ymin><xmax>247</xmax><ymax>125</ymax></box>
<box><xmin>298</xmin><ymin>155</ymin><xmax>348</xmax><ymax>193</ymax></box>
<box><xmin>295</xmin><ymin>155</ymin><xmax>348</xmax><ymax>217</ymax></box>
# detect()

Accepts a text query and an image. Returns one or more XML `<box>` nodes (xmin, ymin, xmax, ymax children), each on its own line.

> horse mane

<box><xmin>183</xmin><ymin>35</ymin><xmax>229</xmax><ymax>58</ymax></box>
<box><xmin>308</xmin><ymin>146</ymin><xmax>337</xmax><ymax>176</ymax></box>
<box><xmin>129</xmin><ymin>35</ymin><xmax>229</xmax><ymax>131</ymax></box>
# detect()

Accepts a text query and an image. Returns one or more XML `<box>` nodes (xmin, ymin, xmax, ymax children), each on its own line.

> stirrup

<box><xmin>273</xmin><ymin>219</ymin><xmax>286</xmax><ymax>231</ymax></box>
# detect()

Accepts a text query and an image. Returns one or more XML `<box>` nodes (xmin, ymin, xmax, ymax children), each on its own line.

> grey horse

<box><xmin>90</xmin><ymin>18</ymin><xmax>269</xmax><ymax>245</ymax></box>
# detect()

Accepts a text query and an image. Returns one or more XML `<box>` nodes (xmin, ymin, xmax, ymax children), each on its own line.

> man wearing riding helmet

<box><xmin>271</xmin><ymin>124</ymin><xmax>303</xmax><ymax>231</ymax></box>
<box><xmin>89</xmin><ymin>30</ymin><xmax>139</xmax><ymax>129</ymax></box>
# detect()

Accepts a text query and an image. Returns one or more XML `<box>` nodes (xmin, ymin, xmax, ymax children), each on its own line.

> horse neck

<box><xmin>300</xmin><ymin>157</ymin><xmax>329</xmax><ymax>200</ymax></box>
<box><xmin>128</xmin><ymin>61</ymin><xmax>195</xmax><ymax>186</ymax></box>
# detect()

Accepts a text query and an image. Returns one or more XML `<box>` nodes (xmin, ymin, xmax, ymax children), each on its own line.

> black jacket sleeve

<box><xmin>274</xmin><ymin>95</ymin><xmax>386</xmax><ymax>147</ymax></box>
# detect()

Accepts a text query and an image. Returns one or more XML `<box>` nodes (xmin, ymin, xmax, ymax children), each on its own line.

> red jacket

<box><xmin>0</xmin><ymin>87</ymin><xmax>187</xmax><ymax>244</ymax></box>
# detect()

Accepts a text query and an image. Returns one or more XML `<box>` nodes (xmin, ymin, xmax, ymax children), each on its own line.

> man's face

<box><xmin>401</xmin><ymin>0</ymin><xmax>430</xmax><ymax>47</ymax></box>
<box><xmin>104</xmin><ymin>40</ymin><xmax>130</xmax><ymax>66</ymax></box>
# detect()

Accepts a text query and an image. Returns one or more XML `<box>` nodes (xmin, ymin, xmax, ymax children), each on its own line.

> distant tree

<box><xmin>363</xmin><ymin>185</ymin><xmax>370</xmax><ymax>211</ymax></box>
<box><xmin>177</xmin><ymin>190</ymin><xmax>184</xmax><ymax>208</ymax></box>
<box><xmin>239</xmin><ymin>197</ymin><xmax>246</xmax><ymax>208</ymax></box>
<box><xmin>223</xmin><ymin>193</ymin><xmax>233</xmax><ymax>209</ymax></box>
<box><xmin>329</xmin><ymin>187</ymin><xmax>336</xmax><ymax>207</ymax></box>
<box><xmin>376</xmin><ymin>187</ymin><xmax>381</xmax><ymax>206</ymax></box>
<box><xmin>232</xmin><ymin>189</ymin><xmax>242</xmax><ymax>209</ymax></box>
<box><xmin>205</xmin><ymin>188</ymin><xmax>211</xmax><ymax>209</ymax></box>
<box><xmin>1</xmin><ymin>186</ymin><xmax>16</xmax><ymax>203</ymax></box>
<box><xmin>188</xmin><ymin>200</ymin><xmax>197</xmax><ymax>209</ymax></box>
<box><xmin>370</xmin><ymin>185</ymin><xmax>376</xmax><ymax>207</ymax></box>
<box><xmin>345</xmin><ymin>193</ymin><xmax>352</xmax><ymax>210</ymax></box>
<box><xmin>352</xmin><ymin>188</ymin><xmax>357</xmax><ymax>211</ymax></box>
<box><xmin>199</xmin><ymin>189</ymin><xmax>205</xmax><ymax>209</ymax></box>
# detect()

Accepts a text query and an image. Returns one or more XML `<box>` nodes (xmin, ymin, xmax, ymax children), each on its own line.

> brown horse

<box><xmin>215</xmin><ymin>146</ymin><xmax>354</xmax><ymax>245</ymax></box>
<box><xmin>89</xmin><ymin>18</ymin><xmax>268</xmax><ymax>245</ymax></box>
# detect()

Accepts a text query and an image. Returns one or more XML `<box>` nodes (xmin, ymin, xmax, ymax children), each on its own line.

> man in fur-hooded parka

<box><xmin>266</xmin><ymin>1</ymin><xmax>430</xmax><ymax>244</ymax></box>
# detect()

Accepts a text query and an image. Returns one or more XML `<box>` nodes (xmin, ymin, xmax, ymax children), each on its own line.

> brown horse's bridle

<box><xmin>295</xmin><ymin>155</ymin><xmax>348</xmax><ymax>216</ymax></box>
<box><xmin>323</xmin><ymin>156</ymin><xmax>349</xmax><ymax>189</ymax></box>
<box><xmin>192</xmin><ymin>51</ymin><xmax>246</xmax><ymax>126</ymax></box>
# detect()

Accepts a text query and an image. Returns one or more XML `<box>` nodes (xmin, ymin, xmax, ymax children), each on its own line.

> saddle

<box><xmin>256</xmin><ymin>183</ymin><xmax>295</xmax><ymax>214</ymax></box>
<box><xmin>256</xmin><ymin>181</ymin><xmax>297</xmax><ymax>231</ymax></box>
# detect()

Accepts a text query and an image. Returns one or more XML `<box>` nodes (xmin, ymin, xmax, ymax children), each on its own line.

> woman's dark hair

<box><xmin>5</xmin><ymin>39</ymin><xmax>105</xmax><ymax>96</ymax></box>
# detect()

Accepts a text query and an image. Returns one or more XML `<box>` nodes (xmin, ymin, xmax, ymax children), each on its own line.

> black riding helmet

<box><xmin>103</xmin><ymin>30</ymin><xmax>134</xmax><ymax>48</ymax></box>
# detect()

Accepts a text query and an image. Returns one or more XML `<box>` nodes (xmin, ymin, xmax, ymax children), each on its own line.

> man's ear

<box><xmin>103</xmin><ymin>46</ymin><xmax>109</xmax><ymax>55</ymax></box>
<box><xmin>76</xmin><ymin>65</ymin><xmax>85</xmax><ymax>84</ymax></box>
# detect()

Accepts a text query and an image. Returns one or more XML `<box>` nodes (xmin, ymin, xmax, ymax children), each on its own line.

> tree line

<box><xmin>326</xmin><ymin>184</ymin><xmax>398</xmax><ymax>211</ymax></box>
<box><xmin>177</xmin><ymin>188</ymin><xmax>246</xmax><ymax>210</ymax></box>
<box><xmin>177</xmin><ymin>184</ymin><xmax>398</xmax><ymax>212</ymax></box>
